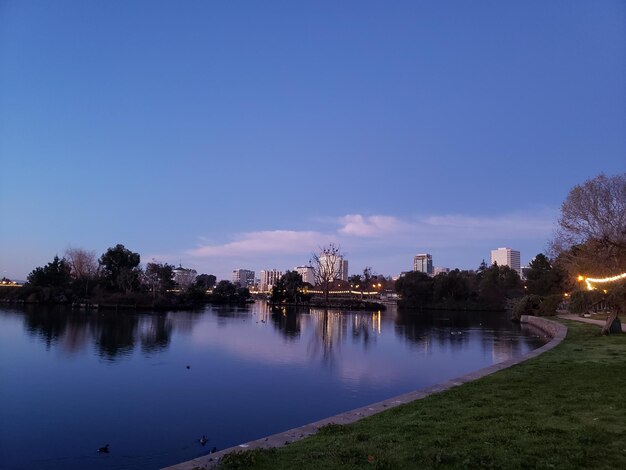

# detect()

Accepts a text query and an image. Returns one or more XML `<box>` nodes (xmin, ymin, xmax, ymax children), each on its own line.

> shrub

<box><xmin>512</xmin><ymin>295</ymin><xmax>542</xmax><ymax>320</ymax></box>
<box><xmin>538</xmin><ymin>294</ymin><xmax>564</xmax><ymax>316</ymax></box>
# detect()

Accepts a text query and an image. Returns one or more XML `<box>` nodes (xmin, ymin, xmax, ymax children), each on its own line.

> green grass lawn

<box><xmin>220</xmin><ymin>320</ymin><xmax>625</xmax><ymax>469</ymax></box>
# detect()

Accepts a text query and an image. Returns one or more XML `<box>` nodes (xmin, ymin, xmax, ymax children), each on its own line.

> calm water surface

<box><xmin>0</xmin><ymin>302</ymin><xmax>546</xmax><ymax>469</ymax></box>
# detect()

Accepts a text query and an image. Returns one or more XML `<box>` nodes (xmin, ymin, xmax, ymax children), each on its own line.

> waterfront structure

<box><xmin>413</xmin><ymin>253</ymin><xmax>433</xmax><ymax>275</ymax></box>
<box><xmin>490</xmin><ymin>248</ymin><xmax>521</xmax><ymax>275</ymax></box>
<box><xmin>232</xmin><ymin>269</ymin><xmax>255</xmax><ymax>287</ymax></box>
<box><xmin>259</xmin><ymin>269</ymin><xmax>282</xmax><ymax>292</ymax></box>
<box><xmin>295</xmin><ymin>265</ymin><xmax>315</xmax><ymax>285</ymax></box>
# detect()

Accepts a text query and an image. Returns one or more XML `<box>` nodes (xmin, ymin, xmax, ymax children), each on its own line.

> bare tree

<box><xmin>64</xmin><ymin>247</ymin><xmax>99</xmax><ymax>296</ymax></box>
<box><xmin>550</xmin><ymin>173</ymin><xmax>626</xmax><ymax>331</ymax></box>
<box><xmin>311</xmin><ymin>243</ymin><xmax>344</xmax><ymax>305</ymax></box>
<box><xmin>143</xmin><ymin>262</ymin><xmax>175</xmax><ymax>298</ymax></box>
<box><xmin>65</xmin><ymin>247</ymin><xmax>99</xmax><ymax>279</ymax></box>
<box><xmin>550</xmin><ymin>173</ymin><xmax>626</xmax><ymax>276</ymax></box>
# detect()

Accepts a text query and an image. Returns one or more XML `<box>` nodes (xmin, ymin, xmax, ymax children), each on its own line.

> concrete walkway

<box><xmin>557</xmin><ymin>312</ymin><xmax>626</xmax><ymax>332</ymax></box>
<box><xmin>162</xmin><ymin>316</ymin><xmax>566</xmax><ymax>470</ymax></box>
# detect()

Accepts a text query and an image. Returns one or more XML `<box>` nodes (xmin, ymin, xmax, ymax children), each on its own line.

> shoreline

<box><xmin>162</xmin><ymin>315</ymin><xmax>565</xmax><ymax>470</ymax></box>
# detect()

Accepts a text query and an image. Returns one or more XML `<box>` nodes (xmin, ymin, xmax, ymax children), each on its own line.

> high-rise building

<box><xmin>232</xmin><ymin>269</ymin><xmax>255</xmax><ymax>287</ymax></box>
<box><xmin>413</xmin><ymin>253</ymin><xmax>433</xmax><ymax>275</ymax></box>
<box><xmin>490</xmin><ymin>248</ymin><xmax>521</xmax><ymax>275</ymax></box>
<box><xmin>259</xmin><ymin>269</ymin><xmax>282</xmax><ymax>292</ymax></box>
<box><xmin>340</xmin><ymin>259</ymin><xmax>349</xmax><ymax>282</ymax></box>
<box><xmin>295</xmin><ymin>265</ymin><xmax>315</xmax><ymax>285</ymax></box>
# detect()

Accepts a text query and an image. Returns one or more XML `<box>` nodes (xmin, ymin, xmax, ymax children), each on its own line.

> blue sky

<box><xmin>1</xmin><ymin>0</ymin><xmax>624</xmax><ymax>281</ymax></box>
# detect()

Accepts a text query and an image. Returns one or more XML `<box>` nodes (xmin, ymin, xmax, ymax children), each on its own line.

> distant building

<box><xmin>173</xmin><ymin>265</ymin><xmax>197</xmax><ymax>288</ymax></box>
<box><xmin>434</xmin><ymin>267</ymin><xmax>450</xmax><ymax>276</ymax></box>
<box><xmin>413</xmin><ymin>253</ymin><xmax>433</xmax><ymax>275</ymax></box>
<box><xmin>317</xmin><ymin>254</ymin><xmax>349</xmax><ymax>282</ymax></box>
<box><xmin>232</xmin><ymin>269</ymin><xmax>255</xmax><ymax>287</ymax></box>
<box><xmin>259</xmin><ymin>269</ymin><xmax>282</xmax><ymax>292</ymax></box>
<box><xmin>295</xmin><ymin>265</ymin><xmax>315</xmax><ymax>285</ymax></box>
<box><xmin>340</xmin><ymin>259</ymin><xmax>348</xmax><ymax>282</ymax></box>
<box><xmin>490</xmin><ymin>248</ymin><xmax>521</xmax><ymax>275</ymax></box>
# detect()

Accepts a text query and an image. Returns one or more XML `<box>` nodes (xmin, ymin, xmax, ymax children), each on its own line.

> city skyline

<box><xmin>1</xmin><ymin>1</ymin><xmax>624</xmax><ymax>281</ymax></box>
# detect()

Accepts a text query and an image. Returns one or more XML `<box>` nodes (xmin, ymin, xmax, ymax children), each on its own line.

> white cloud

<box><xmin>338</xmin><ymin>214</ymin><xmax>406</xmax><ymax>237</ymax></box>
<box><xmin>186</xmin><ymin>230</ymin><xmax>335</xmax><ymax>257</ymax></box>
<box><xmin>181</xmin><ymin>210</ymin><xmax>557</xmax><ymax>277</ymax></box>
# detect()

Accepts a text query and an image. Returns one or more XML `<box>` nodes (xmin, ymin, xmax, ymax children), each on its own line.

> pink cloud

<box><xmin>186</xmin><ymin>230</ymin><xmax>335</xmax><ymax>257</ymax></box>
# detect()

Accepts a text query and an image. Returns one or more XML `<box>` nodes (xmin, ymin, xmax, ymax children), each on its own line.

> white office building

<box><xmin>413</xmin><ymin>253</ymin><xmax>433</xmax><ymax>275</ymax></box>
<box><xmin>295</xmin><ymin>265</ymin><xmax>315</xmax><ymax>285</ymax></box>
<box><xmin>232</xmin><ymin>269</ymin><xmax>255</xmax><ymax>287</ymax></box>
<box><xmin>173</xmin><ymin>265</ymin><xmax>197</xmax><ymax>289</ymax></box>
<box><xmin>490</xmin><ymin>248</ymin><xmax>521</xmax><ymax>275</ymax></box>
<box><xmin>259</xmin><ymin>269</ymin><xmax>282</xmax><ymax>292</ymax></box>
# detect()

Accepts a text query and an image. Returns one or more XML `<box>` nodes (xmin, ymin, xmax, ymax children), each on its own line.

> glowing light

<box><xmin>583</xmin><ymin>273</ymin><xmax>626</xmax><ymax>291</ymax></box>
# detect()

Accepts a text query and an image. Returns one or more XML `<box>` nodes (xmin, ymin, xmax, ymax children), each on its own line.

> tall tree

<box><xmin>271</xmin><ymin>270</ymin><xmax>304</xmax><ymax>304</ymax></box>
<box><xmin>432</xmin><ymin>269</ymin><xmax>471</xmax><ymax>302</ymax></box>
<box><xmin>551</xmin><ymin>173</ymin><xmax>626</xmax><ymax>277</ymax></box>
<box><xmin>212</xmin><ymin>280</ymin><xmax>237</xmax><ymax>300</ymax></box>
<box><xmin>99</xmin><ymin>244</ymin><xmax>141</xmax><ymax>293</ymax></box>
<box><xmin>550</xmin><ymin>173</ymin><xmax>626</xmax><ymax>329</ymax></box>
<box><xmin>64</xmin><ymin>247</ymin><xmax>98</xmax><ymax>280</ymax></box>
<box><xmin>143</xmin><ymin>262</ymin><xmax>175</xmax><ymax>297</ymax></box>
<box><xmin>525</xmin><ymin>253</ymin><xmax>564</xmax><ymax>297</ymax></box>
<box><xmin>395</xmin><ymin>271</ymin><xmax>434</xmax><ymax>308</ymax></box>
<box><xmin>195</xmin><ymin>274</ymin><xmax>217</xmax><ymax>290</ymax></box>
<box><xmin>27</xmin><ymin>255</ymin><xmax>72</xmax><ymax>288</ymax></box>
<box><xmin>64</xmin><ymin>247</ymin><xmax>98</xmax><ymax>296</ymax></box>
<box><xmin>311</xmin><ymin>243</ymin><xmax>344</xmax><ymax>304</ymax></box>
<box><xmin>478</xmin><ymin>264</ymin><xmax>523</xmax><ymax>309</ymax></box>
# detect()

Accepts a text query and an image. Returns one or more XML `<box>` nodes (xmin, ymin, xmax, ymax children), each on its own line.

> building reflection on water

<box><xmin>8</xmin><ymin>301</ymin><xmax>544</xmax><ymax>366</ymax></box>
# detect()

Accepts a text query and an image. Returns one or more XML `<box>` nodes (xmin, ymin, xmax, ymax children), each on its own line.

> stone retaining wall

<box><xmin>521</xmin><ymin>315</ymin><xmax>566</xmax><ymax>339</ymax></box>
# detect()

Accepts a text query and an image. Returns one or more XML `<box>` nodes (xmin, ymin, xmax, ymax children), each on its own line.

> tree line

<box><xmin>0</xmin><ymin>244</ymin><xmax>251</xmax><ymax>308</ymax></box>
<box><xmin>395</xmin><ymin>261</ymin><xmax>521</xmax><ymax>310</ymax></box>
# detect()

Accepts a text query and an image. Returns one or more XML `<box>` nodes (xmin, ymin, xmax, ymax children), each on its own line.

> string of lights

<box><xmin>578</xmin><ymin>273</ymin><xmax>626</xmax><ymax>291</ymax></box>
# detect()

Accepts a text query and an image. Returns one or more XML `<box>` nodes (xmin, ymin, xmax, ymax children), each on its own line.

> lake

<box><xmin>0</xmin><ymin>302</ymin><xmax>546</xmax><ymax>469</ymax></box>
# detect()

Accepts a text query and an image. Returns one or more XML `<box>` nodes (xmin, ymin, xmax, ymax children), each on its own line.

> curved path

<box><xmin>557</xmin><ymin>312</ymin><xmax>626</xmax><ymax>332</ymax></box>
<box><xmin>163</xmin><ymin>316</ymin><xmax>567</xmax><ymax>470</ymax></box>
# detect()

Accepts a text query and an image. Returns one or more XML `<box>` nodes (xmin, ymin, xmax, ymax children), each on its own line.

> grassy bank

<box><xmin>221</xmin><ymin>320</ymin><xmax>625</xmax><ymax>469</ymax></box>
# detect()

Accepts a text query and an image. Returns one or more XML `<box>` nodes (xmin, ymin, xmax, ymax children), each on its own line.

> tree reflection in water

<box><xmin>394</xmin><ymin>309</ymin><xmax>531</xmax><ymax>362</ymax></box>
<box><xmin>16</xmin><ymin>303</ymin><xmax>538</xmax><ymax>366</ymax></box>
<box><xmin>265</xmin><ymin>305</ymin><xmax>382</xmax><ymax>366</ymax></box>
<box><xmin>19</xmin><ymin>305</ymin><xmax>176</xmax><ymax>360</ymax></box>
<box><xmin>270</xmin><ymin>306</ymin><xmax>302</xmax><ymax>339</ymax></box>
